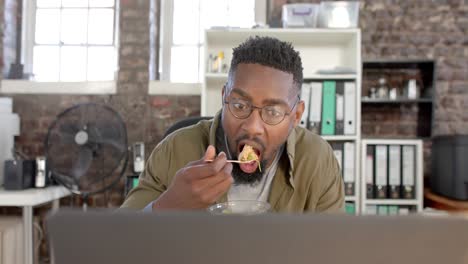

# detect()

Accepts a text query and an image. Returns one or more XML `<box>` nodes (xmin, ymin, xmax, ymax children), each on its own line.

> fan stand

<box><xmin>82</xmin><ymin>193</ymin><xmax>90</xmax><ymax>211</ymax></box>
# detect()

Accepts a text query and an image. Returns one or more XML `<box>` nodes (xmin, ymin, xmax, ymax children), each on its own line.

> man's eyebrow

<box><xmin>262</xmin><ymin>98</ymin><xmax>289</xmax><ymax>106</ymax></box>
<box><xmin>230</xmin><ymin>87</ymin><xmax>290</xmax><ymax>106</ymax></box>
<box><xmin>230</xmin><ymin>88</ymin><xmax>252</xmax><ymax>100</ymax></box>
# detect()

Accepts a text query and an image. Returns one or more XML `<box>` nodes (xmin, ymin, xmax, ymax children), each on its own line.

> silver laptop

<box><xmin>47</xmin><ymin>210</ymin><xmax>468</xmax><ymax>264</ymax></box>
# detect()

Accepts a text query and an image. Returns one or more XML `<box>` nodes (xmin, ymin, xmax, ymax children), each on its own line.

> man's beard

<box><xmin>231</xmin><ymin>158</ymin><xmax>268</xmax><ymax>185</ymax></box>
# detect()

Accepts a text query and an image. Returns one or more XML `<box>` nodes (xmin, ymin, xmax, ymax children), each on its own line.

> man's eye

<box><xmin>233</xmin><ymin>103</ymin><xmax>248</xmax><ymax>110</ymax></box>
<box><xmin>265</xmin><ymin>108</ymin><xmax>282</xmax><ymax>117</ymax></box>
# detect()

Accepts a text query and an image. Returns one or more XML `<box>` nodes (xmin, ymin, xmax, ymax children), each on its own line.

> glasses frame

<box><xmin>223</xmin><ymin>95</ymin><xmax>300</xmax><ymax>126</ymax></box>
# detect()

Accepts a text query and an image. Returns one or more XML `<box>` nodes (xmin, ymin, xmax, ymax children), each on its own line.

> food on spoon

<box><xmin>239</xmin><ymin>144</ymin><xmax>261</xmax><ymax>172</ymax></box>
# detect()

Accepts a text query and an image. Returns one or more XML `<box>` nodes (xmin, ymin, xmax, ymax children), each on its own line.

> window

<box><xmin>160</xmin><ymin>0</ymin><xmax>266</xmax><ymax>83</ymax></box>
<box><xmin>22</xmin><ymin>0</ymin><xmax>118</xmax><ymax>82</ymax></box>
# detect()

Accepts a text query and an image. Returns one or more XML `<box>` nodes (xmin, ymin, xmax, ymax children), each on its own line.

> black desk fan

<box><xmin>45</xmin><ymin>103</ymin><xmax>128</xmax><ymax>210</ymax></box>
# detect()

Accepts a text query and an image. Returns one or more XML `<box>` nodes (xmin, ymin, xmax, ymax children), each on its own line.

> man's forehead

<box><xmin>230</xmin><ymin>63</ymin><xmax>294</xmax><ymax>93</ymax></box>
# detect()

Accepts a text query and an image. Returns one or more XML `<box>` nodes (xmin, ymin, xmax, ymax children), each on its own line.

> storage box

<box><xmin>282</xmin><ymin>4</ymin><xmax>319</xmax><ymax>28</ymax></box>
<box><xmin>317</xmin><ymin>1</ymin><xmax>360</xmax><ymax>28</ymax></box>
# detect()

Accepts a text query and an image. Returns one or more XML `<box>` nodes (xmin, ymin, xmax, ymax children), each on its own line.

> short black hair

<box><xmin>228</xmin><ymin>36</ymin><xmax>303</xmax><ymax>94</ymax></box>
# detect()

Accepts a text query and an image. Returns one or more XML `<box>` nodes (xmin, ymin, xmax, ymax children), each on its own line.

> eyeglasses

<box><xmin>224</xmin><ymin>97</ymin><xmax>300</xmax><ymax>125</ymax></box>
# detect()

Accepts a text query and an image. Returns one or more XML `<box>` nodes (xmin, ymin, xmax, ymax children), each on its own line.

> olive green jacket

<box><xmin>121</xmin><ymin>113</ymin><xmax>345</xmax><ymax>213</ymax></box>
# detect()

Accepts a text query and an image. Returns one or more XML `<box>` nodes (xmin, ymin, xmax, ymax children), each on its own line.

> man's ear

<box><xmin>222</xmin><ymin>84</ymin><xmax>226</xmax><ymax>102</ymax></box>
<box><xmin>293</xmin><ymin>100</ymin><xmax>305</xmax><ymax>127</ymax></box>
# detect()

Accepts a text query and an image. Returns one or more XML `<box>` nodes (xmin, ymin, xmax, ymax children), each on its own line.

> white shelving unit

<box><xmin>360</xmin><ymin>139</ymin><xmax>424</xmax><ymax>215</ymax></box>
<box><xmin>203</xmin><ymin>28</ymin><xmax>362</xmax><ymax>214</ymax></box>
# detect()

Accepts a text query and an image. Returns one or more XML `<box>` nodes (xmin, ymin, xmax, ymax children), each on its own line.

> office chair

<box><xmin>163</xmin><ymin>116</ymin><xmax>213</xmax><ymax>139</ymax></box>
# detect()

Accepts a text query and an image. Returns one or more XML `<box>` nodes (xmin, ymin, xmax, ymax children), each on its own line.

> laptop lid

<box><xmin>47</xmin><ymin>210</ymin><xmax>468</xmax><ymax>264</ymax></box>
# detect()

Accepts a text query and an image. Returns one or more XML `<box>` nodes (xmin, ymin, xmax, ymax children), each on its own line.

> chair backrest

<box><xmin>163</xmin><ymin>116</ymin><xmax>212</xmax><ymax>139</ymax></box>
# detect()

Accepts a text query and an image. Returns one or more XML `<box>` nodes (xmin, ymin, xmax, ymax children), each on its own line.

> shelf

<box><xmin>361</xmin><ymin>98</ymin><xmax>432</xmax><ymax>104</ymax></box>
<box><xmin>304</xmin><ymin>74</ymin><xmax>357</xmax><ymax>80</ymax></box>
<box><xmin>206</xmin><ymin>73</ymin><xmax>358</xmax><ymax>81</ymax></box>
<box><xmin>321</xmin><ymin>135</ymin><xmax>358</xmax><ymax>141</ymax></box>
<box><xmin>206</xmin><ymin>28</ymin><xmax>360</xmax><ymax>46</ymax></box>
<box><xmin>361</xmin><ymin>139</ymin><xmax>423</xmax><ymax>145</ymax></box>
<box><xmin>345</xmin><ymin>196</ymin><xmax>357</xmax><ymax>202</ymax></box>
<box><xmin>364</xmin><ymin>199</ymin><xmax>420</xmax><ymax>206</ymax></box>
<box><xmin>205</xmin><ymin>73</ymin><xmax>228</xmax><ymax>79</ymax></box>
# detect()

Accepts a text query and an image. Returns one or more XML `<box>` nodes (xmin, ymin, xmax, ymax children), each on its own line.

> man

<box><xmin>121</xmin><ymin>36</ymin><xmax>344</xmax><ymax>213</ymax></box>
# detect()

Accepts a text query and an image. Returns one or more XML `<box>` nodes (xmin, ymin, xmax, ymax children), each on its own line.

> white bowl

<box><xmin>207</xmin><ymin>200</ymin><xmax>271</xmax><ymax>215</ymax></box>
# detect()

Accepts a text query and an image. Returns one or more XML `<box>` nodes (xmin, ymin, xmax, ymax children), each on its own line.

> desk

<box><xmin>424</xmin><ymin>188</ymin><xmax>468</xmax><ymax>218</ymax></box>
<box><xmin>0</xmin><ymin>186</ymin><xmax>71</xmax><ymax>264</ymax></box>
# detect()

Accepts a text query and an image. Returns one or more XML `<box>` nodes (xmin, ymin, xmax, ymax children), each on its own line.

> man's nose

<box><xmin>241</xmin><ymin>109</ymin><xmax>265</xmax><ymax>136</ymax></box>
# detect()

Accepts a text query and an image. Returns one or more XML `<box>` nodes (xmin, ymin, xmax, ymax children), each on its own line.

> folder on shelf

<box><xmin>375</xmin><ymin>145</ymin><xmax>388</xmax><ymax>199</ymax></box>
<box><xmin>377</xmin><ymin>205</ymin><xmax>389</xmax><ymax>215</ymax></box>
<box><xmin>345</xmin><ymin>202</ymin><xmax>356</xmax><ymax>215</ymax></box>
<box><xmin>402</xmin><ymin>145</ymin><xmax>416</xmax><ymax>199</ymax></box>
<box><xmin>331</xmin><ymin>142</ymin><xmax>344</xmax><ymax>176</ymax></box>
<box><xmin>398</xmin><ymin>206</ymin><xmax>410</xmax><ymax>215</ymax></box>
<box><xmin>388</xmin><ymin>145</ymin><xmax>402</xmax><ymax>199</ymax></box>
<box><xmin>321</xmin><ymin>81</ymin><xmax>336</xmax><ymax>135</ymax></box>
<box><xmin>388</xmin><ymin>205</ymin><xmax>399</xmax><ymax>215</ymax></box>
<box><xmin>343</xmin><ymin>142</ymin><xmax>355</xmax><ymax>196</ymax></box>
<box><xmin>344</xmin><ymin>81</ymin><xmax>356</xmax><ymax>135</ymax></box>
<box><xmin>366</xmin><ymin>145</ymin><xmax>375</xmax><ymax>199</ymax></box>
<box><xmin>335</xmin><ymin>81</ymin><xmax>344</xmax><ymax>135</ymax></box>
<box><xmin>365</xmin><ymin>205</ymin><xmax>377</xmax><ymax>215</ymax></box>
<box><xmin>308</xmin><ymin>82</ymin><xmax>322</xmax><ymax>134</ymax></box>
<box><xmin>299</xmin><ymin>83</ymin><xmax>311</xmax><ymax>128</ymax></box>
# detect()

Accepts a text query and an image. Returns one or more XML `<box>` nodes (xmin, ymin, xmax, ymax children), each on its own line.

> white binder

<box><xmin>333</xmin><ymin>149</ymin><xmax>343</xmax><ymax>171</ymax></box>
<box><xmin>308</xmin><ymin>82</ymin><xmax>322</xmax><ymax>133</ymax></box>
<box><xmin>402</xmin><ymin>145</ymin><xmax>416</xmax><ymax>198</ymax></box>
<box><xmin>388</xmin><ymin>145</ymin><xmax>402</xmax><ymax>198</ymax></box>
<box><xmin>343</xmin><ymin>142</ymin><xmax>355</xmax><ymax>195</ymax></box>
<box><xmin>375</xmin><ymin>145</ymin><xmax>388</xmax><ymax>198</ymax></box>
<box><xmin>343</xmin><ymin>142</ymin><xmax>355</xmax><ymax>183</ymax></box>
<box><xmin>344</xmin><ymin>82</ymin><xmax>356</xmax><ymax>135</ymax></box>
<box><xmin>299</xmin><ymin>83</ymin><xmax>311</xmax><ymax>128</ymax></box>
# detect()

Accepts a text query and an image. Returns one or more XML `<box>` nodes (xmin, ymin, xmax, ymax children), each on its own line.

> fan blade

<box><xmin>70</xmin><ymin>147</ymin><xmax>93</xmax><ymax>179</ymax></box>
<box><xmin>58</xmin><ymin>123</ymin><xmax>81</xmax><ymax>145</ymax></box>
<box><xmin>87</xmin><ymin>124</ymin><xmax>126</xmax><ymax>153</ymax></box>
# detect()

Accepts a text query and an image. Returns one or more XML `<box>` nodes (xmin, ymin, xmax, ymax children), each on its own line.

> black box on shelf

<box><xmin>431</xmin><ymin>135</ymin><xmax>468</xmax><ymax>200</ymax></box>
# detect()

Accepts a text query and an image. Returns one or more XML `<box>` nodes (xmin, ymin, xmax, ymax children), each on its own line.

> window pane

<box><xmin>199</xmin><ymin>0</ymin><xmax>228</xmax><ymax>42</ymax></box>
<box><xmin>200</xmin><ymin>0</ymin><xmax>228</xmax><ymax>28</ymax></box>
<box><xmin>173</xmin><ymin>0</ymin><xmax>199</xmax><ymax>45</ymax></box>
<box><xmin>228</xmin><ymin>0</ymin><xmax>255</xmax><ymax>27</ymax></box>
<box><xmin>61</xmin><ymin>0</ymin><xmax>88</xmax><ymax>7</ymax></box>
<box><xmin>33</xmin><ymin>46</ymin><xmax>60</xmax><ymax>81</ymax></box>
<box><xmin>87</xmin><ymin>47</ymin><xmax>115</xmax><ymax>81</ymax></box>
<box><xmin>61</xmin><ymin>9</ymin><xmax>88</xmax><ymax>44</ymax></box>
<box><xmin>60</xmin><ymin>46</ymin><xmax>87</xmax><ymax>81</ymax></box>
<box><xmin>89</xmin><ymin>0</ymin><xmax>115</xmax><ymax>7</ymax></box>
<box><xmin>170</xmin><ymin>46</ymin><xmax>199</xmax><ymax>83</ymax></box>
<box><xmin>88</xmin><ymin>9</ymin><xmax>114</xmax><ymax>44</ymax></box>
<box><xmin>37</xmin><ymin>0</ymin><xmax>61</xmax><ymax>8</ymax></box>
<box><xmin>35</xmin><ymin>9</ymin><xmax>60</xmax><ymax>44</ymax></box>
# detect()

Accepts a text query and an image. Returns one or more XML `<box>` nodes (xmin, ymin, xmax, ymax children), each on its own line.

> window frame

<box><xmin>21</xmin><ymin>0</ymin><xmax>119</xmax><ymax>82</ymax></box>
<box><xmin>159</xmin><ymin>0</ymin><xmax>267</xmax><ymax>83</ymax></box>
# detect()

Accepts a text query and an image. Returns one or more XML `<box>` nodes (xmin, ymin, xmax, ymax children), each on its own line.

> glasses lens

<box><xmin>228</xmin><ymin>100</ymin><xmax>251</xmax><ymax>118</ymax></box>
<box><xmin>261</xmin><ymin>105</ymin><xmax>286</xmax><ymax>125</ymax></box>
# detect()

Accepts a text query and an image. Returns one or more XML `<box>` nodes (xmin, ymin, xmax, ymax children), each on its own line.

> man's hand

<box><xmin>152</xmin><ymin>145</ymin><xmax>233</xmax><ymax>210</ymax></box>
